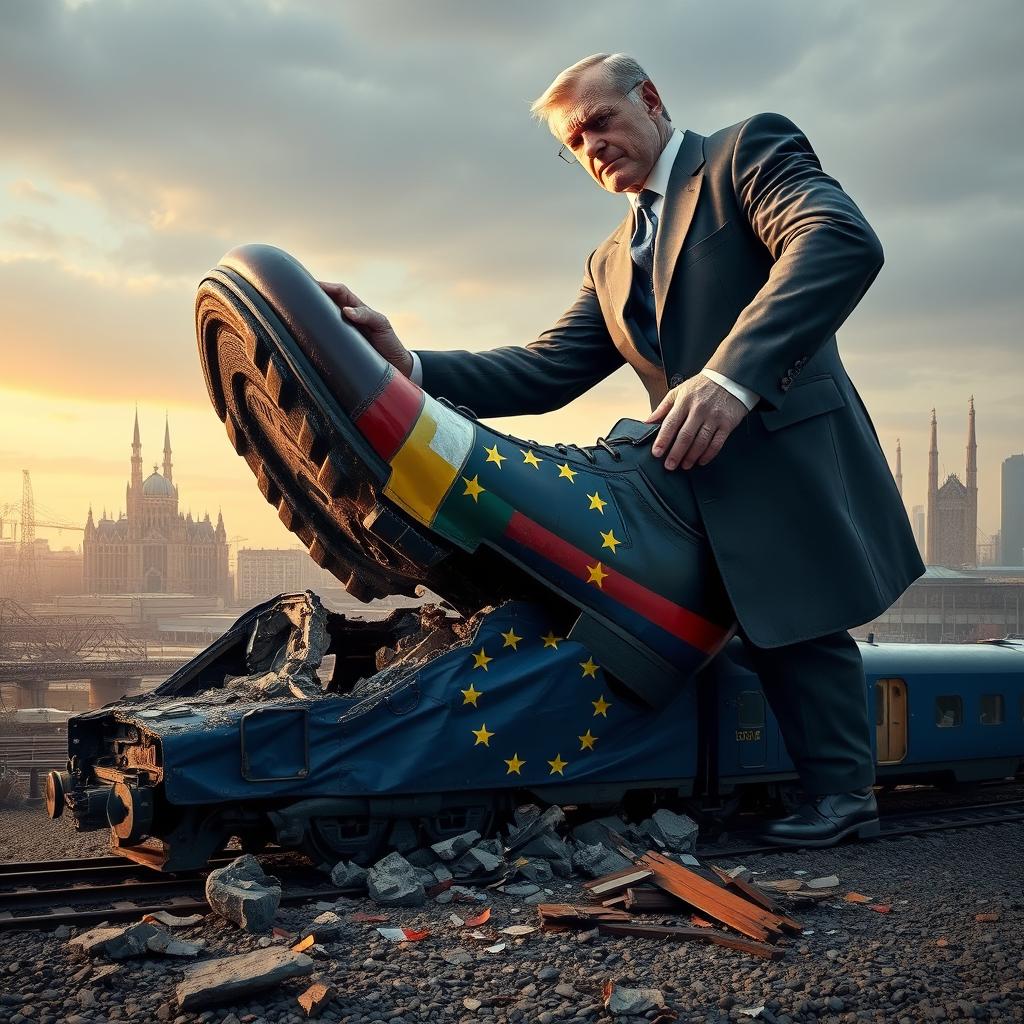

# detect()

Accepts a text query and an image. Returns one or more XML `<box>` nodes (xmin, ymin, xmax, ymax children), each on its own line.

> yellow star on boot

<box><xmin>587</xmin><ymin>491</ymin><xmax>607</xmax><ymax>514</ymax></box>
<box><xmin>579</xmin><ymin>657</ymin><xmax>599</xmax><ymax>679</ymax></box>
<box><xmin>483</xmin><ymin>444</ymin><xmax>506</xmax><ymax>467</ymax></box>
<box><xmin>557</xmin><ymin>463</ymin><xmax>577</xmax><ymax>483</ymax></box>
<box><xmin>586</xmin><ymin>562</ymin><xmax>608</xmax><ymax>588</ymax></box>
<box><xmin>471</xmin><ymin>647</ymin><xmax>492</xmax><ymax>671</ymax></box>
<box><xmin>462</xmin><ymin>475</ymin><xmax>485</xmax><ymax>502</ymax></box>
<box><xmin>592</xmin><ymin>695</ymin><xmax>611</xmax><ymax>717</ymax></box>
<box><xmin>501</xmin><ymin>629</ymin><xmax>522</xmax><ymax>650</ymax></box>
<box><xmin>461</xmin><ymin>683</ymin><xmax>482</xmax><ymax>706</ymax></box>
<box><xmin>521</xmin><ymin>449</ymin><xmax>542</xmax><ymax>468</ymax></box>
<box><xmin>600</xmin><ymin>529</ymin><xmax>621</xmax><ymax>554</ymax></box>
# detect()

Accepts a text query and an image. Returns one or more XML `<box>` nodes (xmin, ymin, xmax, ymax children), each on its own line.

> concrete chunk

<box><xmin>70</xmin><ymin>922</ymin><xmax>161</xmax><ymax>960</ymax></box>
<box><xmin>641</xmin><ymin>809</ymin><xmax>699</xmax><ymax>854</ymax></box>
<box><xmin>146</xmin><ymin>931</ymin><xmax>204</xmax><ymax>957</ymax></box>
<box><xmin>452</xmin><ymin>846</ymin><xmax>503</xmax><ymax>880</ymax></box>
<box><xmin>367</xmin><ymin>851</ymin><xmax>425</xmax><ymax>907</ymax></box>
<box><xmin>571</xmin><ymin>841</ymin><xmax>632</xmax><ymax>879</ymax></box>
<box><xmin>430</xmin><ymin>831</ymin><xmax>481</xmax><ymax>862</ymax></box>
<box><xmin>329</xmin><ymin>859</ymin><xmax>368</xmax><ymax>891</ymax></box>
<box><xmin>297</xmin><ymin>981</ymin><xmax>335</xmax><ymax>1018</ymax></box>
<box><xmin>205</xmin><ymin>854</ymin><xmax>282</xmax><ymax>933</ymax></box>
<box><xmin>605</xmin><ymin>986</ymin><xmax>666</xmax><ymax>1015</ymax></box>
<box><xmin>176</xmin><ymin>948</ymin><xmax>314</xmax><ymax>1010</ymax></box>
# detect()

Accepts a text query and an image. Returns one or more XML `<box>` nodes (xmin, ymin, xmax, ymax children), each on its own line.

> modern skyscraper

<box><xmin>1000</xmin><ymin>453</ymin><xmax>1024</xmax><ymax>566</ymax></box>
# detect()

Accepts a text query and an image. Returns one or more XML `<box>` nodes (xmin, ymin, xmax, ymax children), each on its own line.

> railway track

<box><xmin>1</xmin><ymin>797</ymin><xmax>1022</xmax><ymax>930</ymax></box>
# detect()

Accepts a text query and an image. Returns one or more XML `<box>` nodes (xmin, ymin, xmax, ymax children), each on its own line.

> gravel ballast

<box><xmin>1</xmin><ymin>805</ymin><xmax>1022</xmax><ymax>1023</ymax></box>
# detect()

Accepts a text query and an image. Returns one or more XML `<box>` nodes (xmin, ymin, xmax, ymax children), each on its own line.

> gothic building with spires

<box><xmin>82</xmin><ymin>412</ymin><xmax>230</xmax><ymax>598</ymax></box>
<box><xmin>926</xmin><ymin>398</ymin><xmax>979</xmax><ymax>568</ymax></box>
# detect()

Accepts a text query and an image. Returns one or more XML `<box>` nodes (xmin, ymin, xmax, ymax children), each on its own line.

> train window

<box><xmin>980</xmin><ymin>694</ymin><xmax>1004</xmax><ymax>725</ymax></box>
<box><xmin>737</xmin><ymin>691</ymin><xmax>765</xmax><ymax>729</ymax></box>
<box><xmin>874</xmin><ymin>682</ymin><xmax>885</xmax><ymax>726</ymax></box>
<box><xmin>935</xmin><ymin>696</ymin><xmax>962</xmax><ymax>728</ymax></box>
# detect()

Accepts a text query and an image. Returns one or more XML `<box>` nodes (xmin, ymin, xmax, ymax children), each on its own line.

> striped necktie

<box><xmin>629</xmin><ymin>189</ymin><xmax>661</xmax><ymax>363</ymax></box>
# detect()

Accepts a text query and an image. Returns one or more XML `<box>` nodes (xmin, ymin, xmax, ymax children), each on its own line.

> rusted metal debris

<box><xmin>598</xmin><ymin>922</ymin><xmax>785</xmax><ymax>961</ymax></box>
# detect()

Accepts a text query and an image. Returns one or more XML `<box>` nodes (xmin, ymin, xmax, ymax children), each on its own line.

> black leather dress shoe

<box><xmin>756</xmin><ymin>787</ymin><xmax>880</xmax><ymax>847</ymax></box>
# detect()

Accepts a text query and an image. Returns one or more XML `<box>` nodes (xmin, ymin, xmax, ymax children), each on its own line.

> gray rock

<box><xmin>571</xmin><ymin>815</ymin><xmax>630</xmax><ymax>848</ymax></box>
<box><xmin>500</xmin><ymin>881</ymin><xmax>541</xmax><ymax>897</ymax></box>
<box><xmin>507</xmin><ymin>805</ymin><xmax>566</xmax><ymax>851</ymax></box>
<box><xmin>367</xmin><ymin>851</ymin><xmax>426</xmax><ymax>907</ymax></box>
<box><xmin>571</xmin><ymin>841</ymin><xmax>632</xmax><ymax>879</ymax></box>
<box><xmin>70</xmin><ymin>922</ymin><xmax>161</xmax><ymax>960</ymax></box>
<box><xmin>146</xmin><ymin>931</ymin><xmax>204</xmax><ymax>957</ymax></box>
<box><xmin>537</xmin><ymin>966</ymin><xmax>560</xmax><ymax>982</ymax></box>
<box><xmin>640</xmin><ymin>809</ymin><xmax>699</xmax><ymax>854</ymax></box>
<box><xmin>605</xmin><ymin>986</ymin><xmax>666</xmax><ymax>1015</ymax></box>
<box><xmin>476</xmin><ymin>837</ymin><xmax>505</xmax><ymax>858</ymax></box>
<box><xmin>329</xmin><ymin>859</ymin><xmax>368</xmax><ymax>891</ymax></box>
<box><xmin>205</xmin><ymin>854</ymin><xmax>282</xmax><ymax>933</ymax></box>
<box><xmin>453</xmin><ymin>846</ymin><xmax>503</xmax><ymax>880</ymax></box>
<box><xmin>518</xmin><ymin>832</ymin><xmax>571</xmax><ymax>864</ymax></box>
<box><xmin>432</xmin><ymin>864</ymin><xmax>453</xmax><ymax>884</ymax></box>
<box><xmin>515</xmin><ymin>859</ymin><xmax>554</xmax><ymax>885</ymax></box>
<box><xmin>388</xmin><ymin>818</ymin><xmax>420</xmax><ymax>853</ymax></box>
<box><xmin>175</xmin><ymin>948</ymin><xmax>314</xmax><ymax>1011</ymax></box>
<box><xmin>430</xmin><ymin>831</ymin><xmax>481</xmax><ymax>862</ymax></box>
<box><xmin>405</xmin><ymin>848</ymin><xmax>440</xmax><ymax>869</ymax></box>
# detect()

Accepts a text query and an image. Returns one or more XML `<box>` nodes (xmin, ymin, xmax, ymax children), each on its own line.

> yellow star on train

<box><xmin>547</xmin><ymin>753</ymin><xmax>568</xmax><ymax>775</ymax></box>
<box><xmin>600</xmin><ymin>529</ymin><xmax>622</xmax><ymax>554</ymax></box>
<box><xmin>579</xmin><ymin>657</ymin><xmax>599</xmax><ymax>679</ymax></box>
<box><xmin>483</xmin><ymin>444</ymin><xmax>506</xmax><ymax>468</ymax></box>
<box><xmin>578</xmin><ymin>729</ymin><xmax>598</xmax><ymax>751</ymax></box>
<box><xmin>557</xmin><ymin>463</ymin><xmax>577</xmax><ymax>483</ymax></box>
<box><xmin>501</xmin><ymin>628</ymin><xmax>522</xmax><ymax>650</ymax></box>
<box><xmin>587</xmin><ymin>491</ymin><xmax>607</xmax><ymax>514</ymax></box>
<box><xmin>461</xmin><ymin>683</ymin><xmax>482</xmax><ymax>706</ymax></box>
<box><xmin>504</xmin><ymin>753</ymin><xmax>526</xmax><ymax>775</ymax></box>
<box><xmin>592</xmin><ymin>695</ymin><xmax>611</xmax><ymax>717</ymax></box>
<box><xmin>472</xmin><ymin>724</ymin><xmax>494</xmax><ymax>746</ymax></box>
<box><xmin>586</xmin><ymin>562</ymin><xmax>608</xmax><ymax>588</ymax></box>
<box><xmin>521</xmin><ymin>449</ymin><xmax>542</xmax><ymax>468</ymax></box>
<box><xmin>541</xmin><ymin>631</ymin><xmax>562</xmax><ymax>649</ymax></box>
<box><xmin>471</xmin><ymin>647</ymin><xmax>492</xmax><ymax>671</ymax></box>
<box><xmin>462</xmin><ymin>475</ymin><xmax>485</xmax><ymax>502</ymax></box>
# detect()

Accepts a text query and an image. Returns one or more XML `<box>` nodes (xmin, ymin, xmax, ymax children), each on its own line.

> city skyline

<box><xmin>1</xmin><ymin>2</ymin><xmax>1021</xmax><ymax>550</ymax></box>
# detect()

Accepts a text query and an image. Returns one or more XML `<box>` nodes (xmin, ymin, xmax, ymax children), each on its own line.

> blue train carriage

<box><xmin>50</xmin><ymin>592</ymin><xmax>704</xmax><ymax>872</ymax></box>
<box><xmin>714</xmin><ymin>636</ymin><xmax>1024</xmax><ymax>795</ymax></box>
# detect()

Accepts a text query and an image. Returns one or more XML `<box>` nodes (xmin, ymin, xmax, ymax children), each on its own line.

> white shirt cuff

<box><xmin>701</xmin><ymin>369</ymin><xmax>759</xmax><ymax>410</ymax></box>
<box><xmin>408</xmin><ymin>350</ymin><xmax>423</xmax><ymax>386</ymax></box>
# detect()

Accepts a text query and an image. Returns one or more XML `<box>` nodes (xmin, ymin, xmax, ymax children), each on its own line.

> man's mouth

<box><xmin>601</xmin><ymin>157</ymin><xmax>623</xmax><ymax>176</ymax></box>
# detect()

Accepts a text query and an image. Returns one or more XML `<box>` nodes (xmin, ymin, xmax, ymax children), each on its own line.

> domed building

<box><xmin>83</xmin><ymin>412</ymin><xmax>230</xmax><ymax>598</ymax></box>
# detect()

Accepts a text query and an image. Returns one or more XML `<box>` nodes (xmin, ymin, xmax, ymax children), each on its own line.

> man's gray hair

<box><xmin>530</xmin><ymin>53</ymin><xmax>670</xmax><ymax>130</ymax></box>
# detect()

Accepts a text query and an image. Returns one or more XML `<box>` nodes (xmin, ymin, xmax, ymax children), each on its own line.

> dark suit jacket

<box><xmin>418</xmin><ymin>113</ymin><xmax>924</xmax><ymax>647</ymax></box>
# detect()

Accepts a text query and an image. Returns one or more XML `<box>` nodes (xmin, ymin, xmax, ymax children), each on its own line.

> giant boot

<box><xmin>196</xmin><ymin>244</ymin><xmax>736</xmax><ymax>708</ymax></box>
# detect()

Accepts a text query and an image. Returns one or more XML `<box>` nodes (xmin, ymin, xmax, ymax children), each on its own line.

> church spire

<box><xmin>926</xmin><ymin>409</ymin><xmax>938</xmax><ymax>564</ymax></box>
<box><xmin>162</xmin><ymin>413</ymin><xmax>173</xmax><ymax>484</ymax></box>
<box><xmin>895</xmin><ymin>438</ymin><xmax>903</xmax><ymax>498</ymax></box>
<box><xmin>965</xmin><ymin>396</ymin><xmax>978</xmax><ymax>566</ymax></box>
<box><xmin>130</xmin><ymin>406</ymin><xmax>143</xmax><ymax>492</ymax></box>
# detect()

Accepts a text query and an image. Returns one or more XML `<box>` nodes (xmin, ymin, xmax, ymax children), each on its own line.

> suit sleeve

<box><xmin>415</xmin><ymin>251</ymin><xmax>625</xmax><ymax>417</ymax></box>
<box><xmin>703</xmin><ymin>112</ymin><xmax>884</xmax><ymax>410</ymax></box>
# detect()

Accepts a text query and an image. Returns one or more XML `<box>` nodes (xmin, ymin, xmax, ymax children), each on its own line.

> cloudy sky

<box><xmin>1</xmin><ymin>0</ymin><xmax>1021</xmax><ymax>555</ymax></box>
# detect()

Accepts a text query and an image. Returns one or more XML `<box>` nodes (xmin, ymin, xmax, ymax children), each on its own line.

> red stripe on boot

<box><xmin>504</xmin><ymin>511</ymin><xmax>727</xmax><ymax>654</ymax></box>
<box><xmin>354</xmin><ymin>369</ymin><xmax>424</xmax><ymax>461</ymax></box>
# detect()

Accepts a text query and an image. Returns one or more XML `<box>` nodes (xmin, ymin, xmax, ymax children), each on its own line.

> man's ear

<box><xmin>639</xmin><ymin>80</ymin><xmax>663</xmax><ymax>120</ymax></box>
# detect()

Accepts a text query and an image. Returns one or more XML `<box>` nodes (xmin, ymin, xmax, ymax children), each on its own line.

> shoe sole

<box><xmin>755</xmin><ymin>817</ymin><xmax>881</xmax><ymax>849</ymax></box>
<box><xmin>196</xmin><ymin>266</ymin><xmax>506</xmax><ymax>609</ymax></box>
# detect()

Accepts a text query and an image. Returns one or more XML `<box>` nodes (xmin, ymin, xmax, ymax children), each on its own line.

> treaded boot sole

<box><xmin>196</xmin><ymin>268</ymin><xmax>497</xmax><ymax>607</ymax></box>
<box><xmin>756</xmin><ymin>815</ymin><xmax>881</xmax><ymax>848</ymax></box>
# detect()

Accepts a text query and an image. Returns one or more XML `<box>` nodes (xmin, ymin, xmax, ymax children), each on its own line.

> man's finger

<box><xmin>318</xmin><ymin>280</ymin><xmax>363</xmax><ymax>309</ymax></box>
<box><xmin>652</xmin><ymin>395</ymin><xmax>690</xmax><ymax>456</ymax></box>
<box><xmin>696</xmin><ymin>427</ymin><xmax>730</xmax><ymax>467</ymax></box>
<box><xmin>644</xmin><ymin>392</ymin><xmax>674</xmax><ymax>425</ymax></box>
<box><xmin>663</xmin><ymin>410</ymin><xmax>702</xmax><ymax>470</ymax></box>
<box><xmin>681</xmin><ymin>421</ymin><xmax>718</xmax><ymax>470</ymax></box>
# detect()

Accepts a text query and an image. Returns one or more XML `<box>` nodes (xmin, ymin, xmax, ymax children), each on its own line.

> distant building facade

<box><xmin>236</xmin><ymin>547</ymin><xmax>344</xmax><ymax>603</ymax></box>
<box><xmin>1000</xmin><ymin>453</ymin><xmax>1024</xmax><ymax>566</ymax></box>
<box><xmin>926</xmin><ymin>400</ymin><xmax>978</xmax><ymax>568</ymax></box>
<box><xmin>83</xmin><ymin>413</ymin><xmax>230</xmax><ymax>599</ymax></box>
<box><xmin>0</xmin><ymin>538</ymin><xmax>83</xmax><ymax>598</ymax></box>
<box><xmin>855</xmin><ymin>566</ymin><xmax>1024</xmax><ymax>644</ymax></box>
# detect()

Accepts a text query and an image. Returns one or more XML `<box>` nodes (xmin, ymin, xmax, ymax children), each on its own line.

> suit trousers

<box><xmin>737</xmin><ymin>627</ymin><xmax>875</xmax><ymax>795</ymax></box>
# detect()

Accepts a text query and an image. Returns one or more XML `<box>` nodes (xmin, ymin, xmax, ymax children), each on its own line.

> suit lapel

<box><xmin>653</xmin><ymin>130</ymin><xmax>706</xmax><ymax>332</ymax></box>
<box><xmin>605</xmin><ymin>213</ymin><xmax>634</xmax><ymax>339</ymax></box>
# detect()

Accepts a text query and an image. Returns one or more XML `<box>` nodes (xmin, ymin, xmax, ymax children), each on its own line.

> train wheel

<box><xmin>301</xmin><ymin>815</ymin><xmax>390</xmax><ymax>868</ymax></box>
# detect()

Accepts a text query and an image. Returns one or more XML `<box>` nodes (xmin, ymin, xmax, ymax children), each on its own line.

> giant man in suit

<box><xmin>322</xmin><ymin>54</ymin><xmax>925</xmax><ymax>844</ymax></box>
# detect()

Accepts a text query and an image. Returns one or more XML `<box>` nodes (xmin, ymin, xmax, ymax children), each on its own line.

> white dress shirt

<box><xmin>410</xmin><ymin>128</ymin><xmax>758</xmax><ymax>411</ymax></box>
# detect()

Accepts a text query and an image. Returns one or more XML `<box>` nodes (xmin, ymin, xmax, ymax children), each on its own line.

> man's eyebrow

<box><xmin>564</xmin><ymin>105</ymin><xmax>613</xmax><ymax>143</ymax></box>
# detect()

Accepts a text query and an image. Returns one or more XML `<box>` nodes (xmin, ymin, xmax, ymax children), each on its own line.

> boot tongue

<box><xmin>603</xmin><ymin>418</ymin><xmax>659</xmax><ymax>446</ymax></box>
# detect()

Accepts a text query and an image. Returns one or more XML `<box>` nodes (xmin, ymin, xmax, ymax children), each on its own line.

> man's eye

<box><xmin>593</xmin><ymin>112</ymin><xmax>611</xmax><ymax>130</ymax></box>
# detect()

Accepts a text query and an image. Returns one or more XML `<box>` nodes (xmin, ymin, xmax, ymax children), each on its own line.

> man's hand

<box><xmin>318</xmin><ymin>281</ymin><xmax>414</xmax><ymax>377</ymax></box>
<box><xmin>645</xmin><ymin>375</ymin><xmax>749</xmax><ymax>470</ymax></box>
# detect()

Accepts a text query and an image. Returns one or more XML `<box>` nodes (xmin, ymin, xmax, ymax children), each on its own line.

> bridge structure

<box><xmin>0</xmin><ymin>600</ymin><xmax>190</xmax><ymax>708</ymax></box>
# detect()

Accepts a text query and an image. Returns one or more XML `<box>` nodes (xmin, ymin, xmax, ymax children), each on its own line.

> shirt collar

<box><xmin>627</xmin><ymin>129</ymin><xmax>684</xmax><ymax>210</ymax></box>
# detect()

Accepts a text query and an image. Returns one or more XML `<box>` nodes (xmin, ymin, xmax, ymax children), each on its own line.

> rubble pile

<box><xmin>205</xmin><ymin>853</ymin><xmax>283</xmax><ymax>932</ymax></box>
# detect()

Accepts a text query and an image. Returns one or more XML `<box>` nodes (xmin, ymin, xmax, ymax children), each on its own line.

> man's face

<box><xmin>550</xmin><ymin>69</ymin><xmax>668</xmax><ymax>194</ymax></box>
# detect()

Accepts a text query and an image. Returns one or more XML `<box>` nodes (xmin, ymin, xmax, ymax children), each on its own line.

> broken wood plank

<box><xmin>582</xmin><ymin>867</ymin><xmax>654</xmax><ymax>899</ymax></box>
<box><xmin>621</xmin><ymin>888</ymin><xmax>687</xmax><ymax>913</ymax></box>
<box><xmin>637</xmin><ymin>851</ymin><xmax>791</xmax><ymax>943</ymax></box>
<box><xmin>536</xmin><ymin>904</ymin><xmax>632</xmax><ymax>929</ymax></box>
<box><xmin>598</xmin><ymin>922</ymin><xmax>785</xmax><ymax>961</ymax></box>
<box><xmin>710</xmin><ymin>866</ymin><xmax>803</xmax><ymax>934</ymax></box>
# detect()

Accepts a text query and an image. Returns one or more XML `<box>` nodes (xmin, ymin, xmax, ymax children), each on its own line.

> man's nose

<box><xmin>582</xmin><ymin>132</ymin><xmax>605</xmax><ymax>161</ymax></box>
